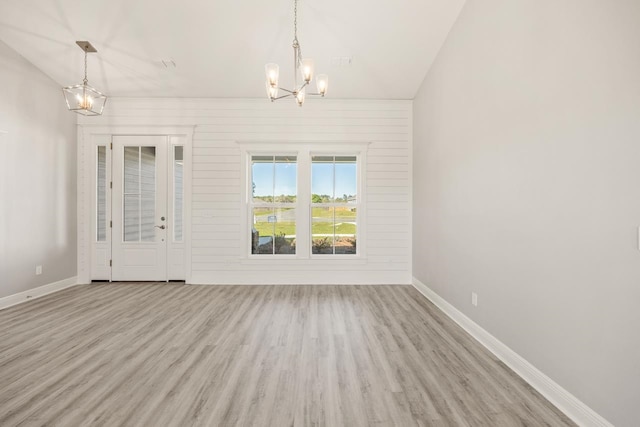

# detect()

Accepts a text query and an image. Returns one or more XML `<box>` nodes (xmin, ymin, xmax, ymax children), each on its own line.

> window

<box><xmin>173</xmin><ymin>146</ymin><xmax>184</xmax><ymax>242</ymax></box>
<box><xmin>311</xmin><ymin>156</ymin><xmax>358</xmax><ymax>255</ymax></box>
<box><xmin>250</xmin><ymin>155</ymin><xmax>297</xmax><ymax>255</ymax></box>
<box><xmin>96</xmin><ymin>146</ymin><xmax>107</xmax><ymax>242</ymax></box>
<box><xmin>243</xmin><ymin>148</ymin><xmax>363</xmax><ymax>258</ymax></box>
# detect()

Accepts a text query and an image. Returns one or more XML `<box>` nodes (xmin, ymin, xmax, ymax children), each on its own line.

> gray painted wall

<box><xmin>412</xmin><ymin>0</ymin><xmax>640</xmax><ymax>425</ymax></box>
<box><xmin>0</xmin><ymin>40</ymin><xmax>77</xmax><ymax>299</ymax></box>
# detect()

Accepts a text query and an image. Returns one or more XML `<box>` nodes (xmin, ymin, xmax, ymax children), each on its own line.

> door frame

<box><xmin>77</xmin><ymin>126</ymin><xmax>194</xmax><ymax>284</ymax></box>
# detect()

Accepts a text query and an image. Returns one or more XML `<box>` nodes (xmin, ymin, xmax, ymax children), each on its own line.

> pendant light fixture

<box><xmin>265</xmin><ymin>0</ymin><xmax>328</xmax><ymax>106</ymax></box>
<box><xmin>62</xmin><ymin>41</ymin><xmax>108</xmax><ymax>116</ymax></box>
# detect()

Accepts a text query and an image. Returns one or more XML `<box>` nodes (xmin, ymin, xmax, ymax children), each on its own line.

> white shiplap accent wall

<box><xmin>78</xmin><ymin>98</ymin><xmax>412</xmax><ymax>284</ymax></box>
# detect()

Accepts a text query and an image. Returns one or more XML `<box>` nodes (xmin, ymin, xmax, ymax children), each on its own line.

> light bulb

<box><xmin>301</xmin><ymin>59</ymin><xmax>314</xmax><ymax>83</ymax></box>
<box><xmin>265</xmin><ymin>63</ymin><xmax>279</xmax><ymax>87</ymax></box>
<box><xmin>76</xmin><ymin>93</ymin><xmax>93</xmax><ymax>109</ymax></box>
<box><xmin>316</xmin><ymin>74</ymin><xmax>328</xmax><ymax>96</ymax></box>
<box><xmin>265</xmin><ymin>81</ymin><xmax>278</xmax><ymax>101</ymax></box>
<box><xmin>296</xmin><ymin>88</ymin><xmax>305</xmax><ymax>107</ymax></box>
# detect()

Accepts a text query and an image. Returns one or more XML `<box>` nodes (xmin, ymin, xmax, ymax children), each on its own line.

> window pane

<box><xmin>122</xmin><ymin>146</ymin><xmax>155</xmax><ymax>243</ymax></box>
<box><xmin>335</xmin><ymin>207</ymin><xmax>357</xmax><ymax>254</ymax></box>
<box><xmin>174</xmin><ymin>146</ymin><xmax>184</xmax><ymax>242</ymax></box>
<box><xmin>124</xmin><ymin>195</ymin><xmax>140</xmax><ymax>241</ymax></box>
<box><xmin>252</xmin><ymin>207</ymin><xmax>273</xmax><ymax>254</ymax></box>
<box><xmin>252</xmin><ymin>207</ymin><xmax>296</xmax><ymax>255</ymax></box>
<box><xmin>311</xmin><ymin>207</ymin><xmax>334</xmax><ymax>254</ymax></box>
<box><xmin>311</xmin><ymin>161</ymin><xmax>334</xmax><ymax>203</ymax></box>
<box><xmin>274</xmin><ymin>156</ymin><xmax>297</xmax><ymax>203</ymax></box>
<box><xmin>124</xmin><ymin>147</ymin><xmax>139</xmax><ymax>194</ymax></box>
<box><xmin>97</xmin><ymin>146</ymin><xmax>107</xmax><ymax>242</ymax></box>
<box><xmin>275</xmin><ymin>207</ymin><xmax>296</xmax><ymax>254</ymax></box>
<box><xmin>140</xmin><ymin>147</ymin><xmax>156</xmax><ymax>242</ymax></box>
<box><xmin>140</xmin><ymin>197</ymin><xmax>155</xmax><ymax>242</ymax></box>
<box><xmin>252</xmin><ymin>157</ymin><xmax>274</xmax><ymax>203</ymax></box>
<box><xmin>312</xmin><ymin>156</ymin><xmax>357</xmax><ymax>204</ymax></box>
<box><xmin>123</xmin><ymin>147</ymin><xmax>140</xmax><ymax>242</ymax></box>
<box><xmin>335</xmin><ymin>158</ymin><xmax>357</xmax><ymax>203</ymax></box>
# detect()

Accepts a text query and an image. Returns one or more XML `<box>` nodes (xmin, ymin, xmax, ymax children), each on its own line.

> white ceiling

<box><xmin>0</xmin><ymin>0</ymin><xmax>465</xmax><ymax>99</ymax></box>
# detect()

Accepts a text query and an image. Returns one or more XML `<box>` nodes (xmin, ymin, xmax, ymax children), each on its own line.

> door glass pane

<box><xmin>140</xmin><ymin>147</ymin><xmax>156</xmax><ymax>242</ymax></box>
<box><xmin>124</xmin><ymin>195</ymin><xmax>141</xmax><ymax>241</ymax></box>
<box><xmin>122</xmin><ymin>146</ymin><xmax>156</xmax><ymax>242</ymax></box>
<box><xmin>97</xmin><ymin>146</ymin><xmax>107</xmax><ymax>241</ymax></box>
<box><xmin>124</xmin><ymin>147</ymin><xmax>140</xmax><ymax>194</ymax></box>
<box><xmin>174</xmin><ymin>146</ymin><xmax>184</xmax><ymax>242</ymax></box>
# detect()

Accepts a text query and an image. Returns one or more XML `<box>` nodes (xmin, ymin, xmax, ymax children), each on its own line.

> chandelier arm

<box><xmin>273</xmin><ymin>94</ymin><xmax>294</xmax><ymax>101</ymax></box>
<box><xmin>278</xmin><ymin>88</ymin><xmax>296</xmax><ymax>95</ymax></box>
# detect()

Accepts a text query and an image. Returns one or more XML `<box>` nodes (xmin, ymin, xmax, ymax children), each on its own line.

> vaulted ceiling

<box><xmin>0</xmin><ymin>0</ymin><xmax>465</xmax><ymax>99</ymax></box>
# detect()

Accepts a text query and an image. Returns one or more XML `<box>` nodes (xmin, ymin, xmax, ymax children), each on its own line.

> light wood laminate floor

<box><xmin>0</xmin><ymin>284</ymin><xmax>575</xmax><ymax>427</ymax></box>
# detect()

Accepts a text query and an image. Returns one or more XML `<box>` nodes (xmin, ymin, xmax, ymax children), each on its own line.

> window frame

<box><xmin>310</xmin><ymin>154</ymin><xmax>361</xmax><ymax>257</ymax></box>
<box><xmin>247</xmin><ymin>152</ymin><xmax>299</xmax><ymax>257</ymax></box>
<box><xmin>239</xmin><ymin>143</ymin><xmax>367</xmax><ymax>261</ymax></box>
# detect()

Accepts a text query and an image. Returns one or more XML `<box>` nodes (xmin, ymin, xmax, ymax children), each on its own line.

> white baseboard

<box><xmin>0</xmin><ymin>277</ymin><xmax>78</xmax><ymax>311</ymax></box>
<box><xmin>411</xmin><ymin>277</ymin><xmax>613</xmax><ymax>427</ymax></box>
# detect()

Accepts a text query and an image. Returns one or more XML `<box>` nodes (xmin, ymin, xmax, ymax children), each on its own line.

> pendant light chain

<box><xmin>293</xmin><ymin>0</ymin><xmax>302</xmax><ymax>61</ymax></box>
<box><xmin>293</xmin><ymin>0</ymin><xmax>298</xmax><ymax>44</ymax></box>
<box><xmin>83</xmin><ymin>48</ymin><xmax>88</xmax><ymax>85</ymax></box>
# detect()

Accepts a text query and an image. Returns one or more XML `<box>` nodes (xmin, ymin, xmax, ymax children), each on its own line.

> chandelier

<box><xmin>265</xmin><ymin>0</ymin><xmax>328</xmax><ymax>106</ymax></box>
<box><xmin>62</xmin><ymin>41</ymin><xmax>108</xmax><ymax>116</ymax></box>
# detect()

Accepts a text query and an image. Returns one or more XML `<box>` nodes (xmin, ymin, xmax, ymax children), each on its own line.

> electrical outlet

<box><xmin>471</xmin><ymin>292</ymin><xmax>478</xmax><ymax>307</ymax></box>
<box><xmin>35</xmin><ymin>265</ymin><xmax>42</xmax><ymax>275</ymax></box>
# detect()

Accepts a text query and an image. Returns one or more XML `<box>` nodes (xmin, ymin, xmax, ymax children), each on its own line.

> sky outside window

<box><xmin>252</xmin><ymin>156</ymin><xmax>356</xmax><ymax>200</ymax></box>
<box><xmin>312</xmin><ymin>157</ymin><xmax>357</xmax><ymax>201</ymax></box>
<box><xmin>252</xmin><ymin>156</ymin><xmax>297</xmax><ymax>199</ymax></box>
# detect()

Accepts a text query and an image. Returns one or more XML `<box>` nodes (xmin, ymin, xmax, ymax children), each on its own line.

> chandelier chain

<box><xmin>293</xmin><ymin>0</ymin><xmax>302</xmax><ymax>61</ymax></box>
<box><xmin>293</xmin><ymin>0</ymin><xmax>298</xmax><ymax>42</ymax></box>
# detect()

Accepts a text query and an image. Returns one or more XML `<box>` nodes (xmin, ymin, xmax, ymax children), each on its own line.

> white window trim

<box><xmin>247</xmin><ymin>151</ymin><xmax>299</xmax><ymax>258</ymax></box>
<box><xmin>238</xmin><ymin>142</ymin><xmax>368</xmax><ymax>262</ymax></box>
<box><xmin>309</xmin><ymin>152</ymin><xmax>364</xmax><ymax>259</ymax></box>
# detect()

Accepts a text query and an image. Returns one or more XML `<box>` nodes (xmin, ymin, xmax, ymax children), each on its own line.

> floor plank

<box><xmin>0</xmin><ymin>283</ymin><xmax>575</xmax><ymax>427</ymax></box>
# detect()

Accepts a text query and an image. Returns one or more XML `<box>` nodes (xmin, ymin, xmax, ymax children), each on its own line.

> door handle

<box><xmin>155</xmin><ymin>225</ymin><xmax>166</xmax><ymax>230</ymax></box>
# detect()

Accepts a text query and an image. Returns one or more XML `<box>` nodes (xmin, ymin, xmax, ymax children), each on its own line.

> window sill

<box><xmin>241</xmin><ymin>256</ymin><xmax>367</xmax><ymax>266</ymax></box>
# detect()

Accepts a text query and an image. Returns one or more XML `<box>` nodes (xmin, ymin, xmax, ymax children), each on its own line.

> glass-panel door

<box><xmin>111</xmin><ymin>136</ymin><xmax>168</xmax><ymax>281</ymax></box>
